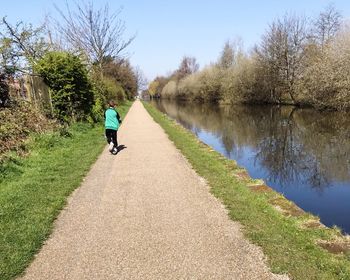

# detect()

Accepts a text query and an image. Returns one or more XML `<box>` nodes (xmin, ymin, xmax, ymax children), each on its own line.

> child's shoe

<box><xmin>108</xmin><ymin>142</ymin><xmax>114</xmax><ymax>152</ymax></box>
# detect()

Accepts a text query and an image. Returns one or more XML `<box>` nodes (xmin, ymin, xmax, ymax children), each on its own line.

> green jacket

<box><xmin>104</xmin><ymin>108</ymin><xmax>121</xmax><ymax>130</ymax></box>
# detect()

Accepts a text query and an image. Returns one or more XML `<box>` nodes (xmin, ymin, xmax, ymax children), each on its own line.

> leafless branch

<box><xmin>54</xmin><ymin>1</ymin><xmax>135</xmax><ymax>67</ymax></box>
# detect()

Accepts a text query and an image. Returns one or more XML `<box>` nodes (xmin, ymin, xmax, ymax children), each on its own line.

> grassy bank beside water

<box><xmin>0</xmin><ymin>101</ymin><xmax>132</xmax><ymax>280</ymax></box>
<box><xmin>143</xmin><ymin>101</ymin><xmax>350</xmax><ymax>280</ymax></box>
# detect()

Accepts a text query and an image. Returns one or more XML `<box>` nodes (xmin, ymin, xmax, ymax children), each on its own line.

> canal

<box><xmin>150</xmin><ymin>99</ymin><xmax>350</xmax><ymax>234</ymax></box>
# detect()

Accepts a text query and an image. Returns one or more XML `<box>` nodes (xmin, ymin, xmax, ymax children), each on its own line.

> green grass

<box><xmin>143</xmin><ymin>101</ymin><xmax>350</xmax><ymax>280</ymax></box>
<box><xmin>0</xmin><ymin>101</ymin><xmax>132</xmax><ymax>280</ymax></box>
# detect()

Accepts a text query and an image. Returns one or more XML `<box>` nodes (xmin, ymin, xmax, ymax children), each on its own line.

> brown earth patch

<box><xmin>301</xmin><ymin>220</ymin><xmax>325</xmax><ymax>230</ymax></box>
<box><xmin>233</xmin><ymin>170</ymin><xmax>250</xmax><ymax>181</ymax></box>
<box><xmin>318</xmin><ymin>240</ymin><xmax>350</xmax><ymax>254</ymax></box>
<box><xmin>269</xmin><ymin>196</ymin><xmax>305</xmax><ymax>217</ymax></box>
<box><xmin>248</xmin><ymin>184</ymin><xmax>273</xmax><ymax>193</ymax></box>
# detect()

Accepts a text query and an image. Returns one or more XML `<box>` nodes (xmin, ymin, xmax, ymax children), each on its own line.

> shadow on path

<box><xmin>116</xmin><ymin>144</ymin><xmax>127</xmax><ymax>154</ymax></box>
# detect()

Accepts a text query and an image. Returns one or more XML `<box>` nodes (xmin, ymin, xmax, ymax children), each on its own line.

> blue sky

<box><xmin>1</xmin><ymin>0</ymin><xmax>350</xmax><ymax>81</ymax></box>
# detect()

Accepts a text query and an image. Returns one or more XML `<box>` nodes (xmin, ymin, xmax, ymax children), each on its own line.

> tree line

<box><xmin>0</xmin><ymin>1</ymin><xmax>140</xmax><ymax>122</ymax></box>
<box><xmin>147</xmin><ymin>5</ymin><xmax>349</xmax><ymax>111</ymax></box>
<box><xmin>0</xmin><ymin>1</ymin><xmax>141</xmax><ymax>159</ymax></box>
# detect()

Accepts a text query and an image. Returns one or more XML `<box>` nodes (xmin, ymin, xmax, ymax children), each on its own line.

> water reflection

<box><xmin>151</xmin><ymin>99</ymin><xmax>350</xmax><ymax>233</ymax></box>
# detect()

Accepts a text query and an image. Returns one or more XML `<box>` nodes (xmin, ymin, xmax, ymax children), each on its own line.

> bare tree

<box><xmin>55</xmin><ymin>1</ymin><xmax>135</xmax><ymax>69</ymax></box>
<box><xmin>218</xmin><ymin>38</ymin><xmax>243</xmax><ymax>69</ymax></box>
<box><xmin>313</xmin><ymin>4</ymin><xmax>342</xmax><ymax>49</ymax></box>
<box><xmin>175</xmin><ymin>56</ymin><xmax>199</xmax><ymax>80</ymax></box>
<box><xmin>299</xmin><ymin>25</ymin><xmax>350</xmax><ymax>110</ymax></box>
<box><xmin>256</xmin><ymin>14</ymin><xmax>308</xmax><ymax>103</ymax></box>
<box><xmin>133</xmin><ymin>66</ymin><xmax>148</xmax><ymax>92</ymax></box>
<box><xmin>218</xmin><ymin>41</ymin><xmax>235</xmax><ymax>69</ymax></box>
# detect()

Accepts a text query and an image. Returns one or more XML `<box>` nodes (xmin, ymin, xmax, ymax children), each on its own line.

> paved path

<box><xmin>20</xmin><ymin>101</ymin><xmax>288</xmax><ymax>280</ymax></box>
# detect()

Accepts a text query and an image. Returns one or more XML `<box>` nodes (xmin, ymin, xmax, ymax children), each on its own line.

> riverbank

<box><xmin>0</xmin><ymin>101</ymin><xmax>132</xmax><ymax>280</ymax></box>
<box><xmin>143</xmin><ymin>101</ymin><xmax>350</xmax><ymax>280</ymax></box>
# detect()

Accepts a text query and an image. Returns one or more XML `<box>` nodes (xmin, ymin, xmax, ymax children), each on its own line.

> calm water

<box><xmin>150</xmin><ymin>99</ymin><xmax>350</xmax><ymax>234</ymax></box>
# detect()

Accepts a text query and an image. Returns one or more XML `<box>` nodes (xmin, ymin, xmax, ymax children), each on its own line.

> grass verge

<box><xmin>0</xmin><ymin>101</ymin><xmax>132</xmax><ymax>280</ymax></box>
<box><xmin>143</xmin><ymin>101</ymin><xmax>350</xmax><ymax>280</ymax></box>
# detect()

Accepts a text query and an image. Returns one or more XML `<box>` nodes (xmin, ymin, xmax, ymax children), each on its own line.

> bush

<box><xmin>197</xmin><ymin>66</ymin><xmax>223</xmax><ymax>102</ymax></box>
<box><xmin>221</xmin><ymin>54</ymin><xmax>271</xmax><ymax>104</ymax></box>
<box><xmin>177</xmin><ymin>72</ymin><xmax>202</xmax><ymax>101</ymax></box>
<box><xmin>89</xmin><ymin>77</ymin><xmax>126</xmax><ymax>122</ymax></box>
<box><xmin>161</xmin><ymin>80</ymin><xmax>177</xmax><ymax>99</ymax></box>
<box><xmin>297</xmin><ymin>28</ymin><xmax>350</xmax><ymax>110</ymax></box>
<box><xmin>35</xmin><ymin>51</ymin><xmax>94</xmax><ymax>122</ymax></box>
<box><xmin>0</xmin><ymin>101</ymin><xmax>52</xmax><ymax>160</ymax></box>
<box><xmin>102</xmin><ymin>58</ymin><xmax>138</xmax><ymax>100</ymax></box>
<box><xmin>161</xmin><ymin>66</ymin><xmax>223</xmax><ymax>103</ymax></box>
<box><xmin>102</xmin><ymin>77</ymin><xmax>126</xmax><ymax>102</ymax></box>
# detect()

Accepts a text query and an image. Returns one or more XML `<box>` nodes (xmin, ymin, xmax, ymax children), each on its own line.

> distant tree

<box><xmin>103</xmin><ymin>57</ymin><xmax>138</xmax><ymax>100</ymax></box>
<box><xmin>313</xmin><ymin>4</ymin><xmax>342</xmax><ymax>49</ymax></box>
<box><xmin>148</xmin><ymin>80</ymin><xmax>160</xmax><ymax>98</ymax></box>
<box><xmin>100</xmin><ymin>77</ymin><xmax>126</xmax><ymax>102</ymax></box>
<box><xmin>140</xmin><ymin>89</ymin><xmax>150</xmax><ymax>99</ymax></box>
<box><xmin>218</xmin><ymin>41</ymin><xmax>235</xmax><ymax>69</ymax></box>
<box><xmin>134</xmin><ymin>66</ymin><xmax>148</xmax><ymax>92</ymax></box>
<box><xmin>298</xmin><ymin>26</ymin><xmax>350</xmax><ymax>110</ymax></box>
<box><xmin>218</xmin><ymin>38</ymin><xmax>244</xmax><ymax>69</ymax></box>
<box><xmin>55</xmin><ymin>1</ymin><xmax>135</xmax><ymax>70</ymax></box>
<box><xmin>148</xmin><ymin>76</ymin><xmax>170</xmax><ymax>98</ymax></box>
<box><xmin>35</xmin><ymin>51</ymin><xmax>94</xmax><ymax>122</ymax></box>
<box><xmin>256</xmin><ymin>14</ymin><xmax>308</xmax><ymax>103</ymax></box>
<box><xmin>161</xmin><ymin>80</ymin><xmax>177</xmax><ymax>98</ymax></box>
<box><xmin>156</xmin><ymin>76</ymin><xmax>171</xmax><ymax>95</ymax></box>
<box><xmin>175</xmin><ymin>56</ymin><xmax>199</xmax><ymax>80</ymax></box>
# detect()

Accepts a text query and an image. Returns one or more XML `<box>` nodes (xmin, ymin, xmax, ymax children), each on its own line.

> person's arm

<box><xmin>116</xmin><ymin>111</ymin><xmax>122</xmax><ymax>123</ymax></box>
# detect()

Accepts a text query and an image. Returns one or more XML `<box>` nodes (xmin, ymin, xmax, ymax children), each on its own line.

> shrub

<box><xmin>161</xmin><ymin>80</ymin><xmax>177</xmax><ymax>99</ymax></box>
<box><xmin>89</xmin><ymin>77</ymin><xmax>126</xmax><ymax>122</ymax></box>
<box><xmin>161</xmin><ymin>66</ymin><xmax>223</xmax><ymax>102</ymax></box>
<box><xmin>221</xmin><ymin>54</ymin><xmax>272</xmax><ymax>104</ymax></box>
<box><xmin>102</xmin><ymin>58</ymin><xmax>138</xmax><ymax>100</ymax></box>
<box><xmin>297</xmin><ymin>28</ymin><xmax>350</xmax><ymax>110</ymax></box>
<box><xmin>102</xmin><ymin>77</ymin><xmax>126</xmax><ymax>102</ymax></box>
<box><xmin>35</xmin><ymin>51</ymin><xmax>94</xmax><ymax>122</ymax></box>
<box><xmin>177</xmin><ymin>73</ymin><xmax>202</xmax><ymax>101</ymax></box>
<box><xmin>197</xmin><ymin>66</ymin><xmax>223</xmax><ymax>102</ymax></box>
<box><xmin>0</xmin><ymin>101</ymin><xmax>52</xmax><ymax>160</ymax></box>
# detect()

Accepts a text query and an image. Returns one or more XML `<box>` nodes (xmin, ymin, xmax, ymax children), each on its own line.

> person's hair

<box><xmin>108</xmin><ymin>100</ymin><xmax>115</xmax><ymax>107</ymax></box>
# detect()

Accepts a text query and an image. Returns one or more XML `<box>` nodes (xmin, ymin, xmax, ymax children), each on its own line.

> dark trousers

<box><xmin>105</xmin><ymin>129</ymin><xmax>118</xmax><ymax>148</ymax></box>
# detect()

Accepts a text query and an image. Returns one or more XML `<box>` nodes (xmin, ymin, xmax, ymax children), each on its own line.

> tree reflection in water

<box><xmin>151</xmin><ymin>99</ymin><xmax>350</xmax><ymax>192</ymax></box>
<box><xmin>151</xmin><ymin>98</ymin><xmax>350</xmax><ymax>232</ymax></box>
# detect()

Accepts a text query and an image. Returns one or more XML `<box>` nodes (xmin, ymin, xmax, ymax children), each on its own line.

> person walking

<box><xmin>104</xmin><ymin>100</ymin><xmax>122</xmax><ymax>154</ymax></box>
